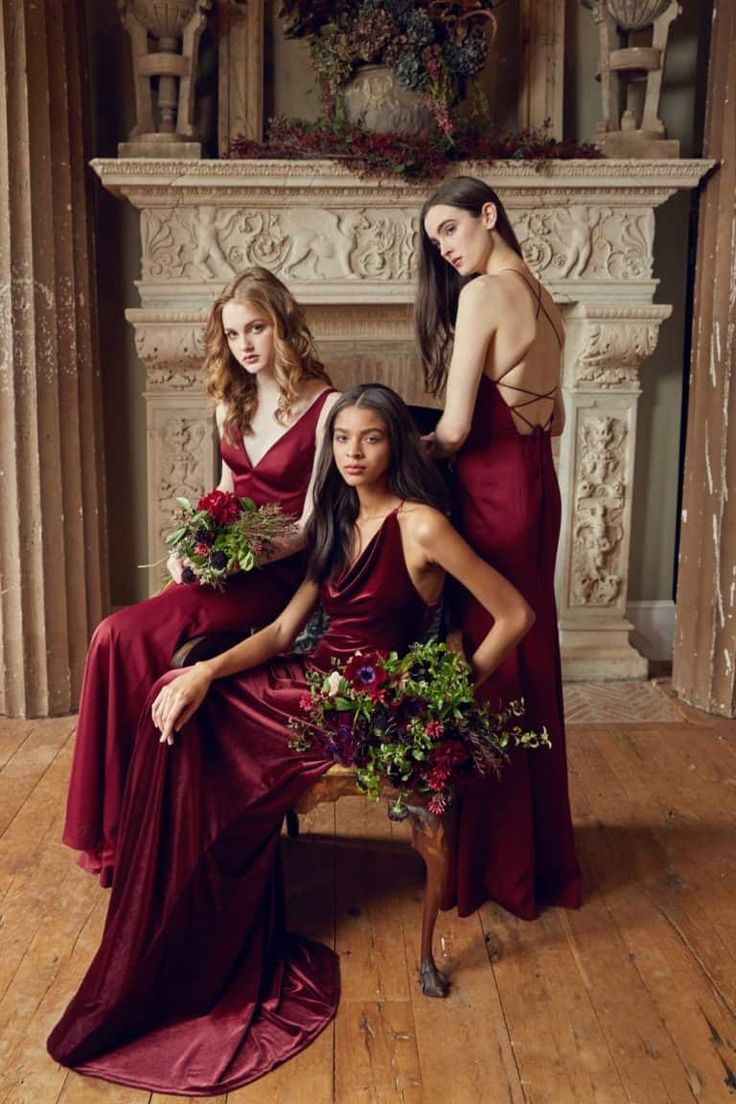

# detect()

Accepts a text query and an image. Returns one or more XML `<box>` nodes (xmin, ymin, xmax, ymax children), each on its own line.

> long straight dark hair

<box><xmin>306</xmin><ymin>384</ymin><xmax>449</xmax><ymax>583</ymax></box>
<box><xmin>415</xmin><ymin>176</ymin><xmax>523</xmax><ymax>396</ymax></box>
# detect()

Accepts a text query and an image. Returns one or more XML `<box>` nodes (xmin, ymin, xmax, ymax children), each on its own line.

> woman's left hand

<box><xmin>151</xmin><ymin>664</ymin><xmax>213</xmax><ymax>746</ymax></box>
<box><xmin>420</xmin><ymin>431</ymin><xmax>436</xmax><ymax>455</ymax></box>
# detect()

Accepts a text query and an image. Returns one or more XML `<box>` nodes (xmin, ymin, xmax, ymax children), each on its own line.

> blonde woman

<box><xmin>63</xmin><ymin>268</ymin><xmax>339</xmax><ymax>885</ymax></box>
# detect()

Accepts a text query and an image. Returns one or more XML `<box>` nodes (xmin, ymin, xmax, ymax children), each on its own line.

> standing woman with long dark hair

<box><xmin>416</xmin><ymin>175</ymin><xmax>582</xmax><ymax>921</ymax></box>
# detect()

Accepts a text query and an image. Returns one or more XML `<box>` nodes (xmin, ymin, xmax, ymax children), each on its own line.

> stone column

<box><xmin>672</xmin><ymin>0</ymin><xmax>735</xmax><ymax>716</ymax></box>
<box><xmin>0</xmin><ymin>0</ymin><xmax>108</xmax><ymax>716</ymax></box>
<box><xmin>556</xmin><ymin>304</ymin><xmax>671</xmax><ymax>679</ymax></box>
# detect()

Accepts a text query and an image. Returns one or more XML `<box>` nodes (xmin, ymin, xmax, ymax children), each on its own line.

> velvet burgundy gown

<box><xmin>449</xmin><ymin>279</ymin><xmax>582</xmax><ymax>921</ymax></box>
<box><xmin>48</xmin><ymin>508</ymin><xmax>430</xmax><ymax>1095</ymax></box>
<box><xmin>63</xmin><ymin>389</ymin><xmax>334</xmax><ymax>886</ymax></box>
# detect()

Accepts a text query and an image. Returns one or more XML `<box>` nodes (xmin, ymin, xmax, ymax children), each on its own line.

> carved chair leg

<box><xmin>285</xmin><ymin>809</ymin><xmax>300</xmax><ymax>838</ymax></box>
<box><xmin>406</xmin><ymin>803</ymin><xmax>451</xmax><ymax>997</ymax></box>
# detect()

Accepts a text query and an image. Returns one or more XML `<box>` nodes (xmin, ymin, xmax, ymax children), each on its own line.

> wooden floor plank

<box><xmin>0</xmin><ymin>722</ymin><xmax>35</xmax><ymax>773</ymax></box>
<box><xmin>224</xmin><ymin>1026</ymin><xmax>334</xmax><ymax>1104</ymax></box>
<box><xmin>56</xmin><ymin>1072</ymin><xmax>151</xmax><ymax>1103</ymax></box>
<box><xmin>586</xmin><ymin>727</ymin><xmax>736</xmax><ymax>996</ymax></box>
<box><xmin>0</xmin><ymin>720</ymin><xmax>74</xmax><ymax>839</ymax></box>
<box><xmin>330</xmin><ymin>798</ymin><xmax>425</xmax><ymax>1098</ymax></box>
<box><xmin>481</xmin><ymin>901</ymin><xmax>630</xmax><ymax>1104</ymax></box>
<box><xmin>333</xmin><ymin>795</ymin><xmax>415</xmax><ymax>1003</ymax></box>
<box><xmin>387</xmin><ymin>816</ymin><xmax>527</xmax><ymax>1104</ymax></box>
<box><xmin>335</xmin><ymin>1000</ymin><xmax>423</xmax><ymax>1104</ymax></box>
<box><xmin>569</xmin><ymin>734</ymin><xmax>736</xmax><ymax>1102</ymax></box>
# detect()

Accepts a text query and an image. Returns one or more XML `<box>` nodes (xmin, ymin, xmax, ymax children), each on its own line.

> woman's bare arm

<box><xmin>431</xmin><ymin>278</ymin><xmax>498</xmax><ymax>457</ymax></box>
<box><xmin>406</xmin><ymin>506</ymin><xmax>534</xmax><ymax>689</ymax></box>
<box><xmin>152</xmin><ymin>579</ymin><xmax>320</xmax><ymax>743</ymax></box>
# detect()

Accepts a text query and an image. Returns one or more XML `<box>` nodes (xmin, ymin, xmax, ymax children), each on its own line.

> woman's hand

<box><xmin>420</xmin><ymin>431</ymin><xmax>437</xmax><ymax>457</ymax></box>
<box><xmin>166</xmin><ymin>551</ymin><xmax>185</xmax><ymax>584</ymax></box>
<box><xmin>151</xmin><ymin>664</ymin><xmax>213</xmax><ymax>746</ymax></box>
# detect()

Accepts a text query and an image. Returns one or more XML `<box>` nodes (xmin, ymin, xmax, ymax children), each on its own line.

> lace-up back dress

<box><xmin>448</xmin><ymin>270</ymin><xmax>582</xmax><ymax>921</ymax></box>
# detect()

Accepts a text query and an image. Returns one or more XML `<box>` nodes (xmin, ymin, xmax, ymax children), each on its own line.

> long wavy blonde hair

<box><xmin>204</xmin><ymin>267</ymin><xmax>331</xmax><ymax>442</ymax></box>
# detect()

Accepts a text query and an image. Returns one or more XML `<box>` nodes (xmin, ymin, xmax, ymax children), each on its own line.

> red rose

<box><xmin>197</xmin><ymin>490</ymin><xmax>242</xmax><ymax>526</ymax></box>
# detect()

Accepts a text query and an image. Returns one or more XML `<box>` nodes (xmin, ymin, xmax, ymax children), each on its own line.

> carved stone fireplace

<box><xmin>91</xmin><ymin>157</ymin><xmax>711</xmax><ymax>679</ymax></box>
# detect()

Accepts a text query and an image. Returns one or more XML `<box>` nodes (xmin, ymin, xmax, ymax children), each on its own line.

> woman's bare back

<box><xmin>483</xmin><ymin>268</ymin><xmax>564</xmax><ymax>435</ymax></box>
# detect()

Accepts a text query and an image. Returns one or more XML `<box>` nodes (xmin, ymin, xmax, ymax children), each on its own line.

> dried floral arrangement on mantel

<box><xmin>228</xmin><ymin>116</ymin><xmax>602</xmax><ymax>184</ymax></box>
<box><xmin>227</xmin><ymin>1</ymin><xmax>600</xmax><ymax>182</ymax></box>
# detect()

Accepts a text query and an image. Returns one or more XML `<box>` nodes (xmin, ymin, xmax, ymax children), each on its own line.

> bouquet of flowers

<box><xmin>166</xmin><ymin>489</ymin><xmax>296</xmax><ymax>589</ymax></box>
<box><xmin>289</xmin><ymin>639</ymin><xmax>549</xmax><ymax>819</ymax></box>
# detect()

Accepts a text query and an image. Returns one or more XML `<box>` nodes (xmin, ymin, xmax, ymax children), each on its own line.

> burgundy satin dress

<box><xmin>449</xmin><ymin>275</ymin><xmax>582</xmax><ymax>921</ymax></box>
<box><xmin>63</xmin><ymin>389</ymin><xmax>334</xmax><ymax>886</ymax></box>
<box><xmin>48</xmin><ymin>508</ymin><xmax>430</xmax><ymax>1095</ymax></box>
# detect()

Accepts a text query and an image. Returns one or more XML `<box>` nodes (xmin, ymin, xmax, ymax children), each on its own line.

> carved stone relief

<box><xmin>571</xmin><ymin>318</ymin><xmax>663</xmax><ymax>389</ymax></box>
<box><xmin>148</xmin><ymin>409</ymin><xmax>216</xmax><ymax>589</ymax></box>
<box><xmin>509</xmin><ymin>206</ymin><xmax>654</xmax><ymax>281</ymax></box>
<box><xmin>142</xmin><ymin>207</ymin><xmax>418</xmax><ymax>283</ymax></box>
<box><xmin>156</xmin><ymin>415</ymin><xmax>209</xmax><ymax>541</ymax></box>
<box><xmin>134</xmin><ymin>323</ymin><xmax>205</xmax><ymax>371</ymax></box>
<box><xmin>140</xmin><ymin>201</ymin><xmax>655</xmax><ymax>288</ymax></box>
<box><xmin>571</xmin><ymin>414</ymin><xmax>629</xmax><ymax>608</ymax></box>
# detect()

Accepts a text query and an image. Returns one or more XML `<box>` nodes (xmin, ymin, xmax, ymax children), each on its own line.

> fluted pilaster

<box><xmin>0</xmin><ymin>0</ymin><xmax>108</xmax><ymax>716</ymax></box>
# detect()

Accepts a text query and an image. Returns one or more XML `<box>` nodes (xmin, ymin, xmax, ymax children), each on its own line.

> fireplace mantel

<box><xmin>91</xmin><ymin>156</ymin><xmax>713</xmax><ymax>678</ymax></box>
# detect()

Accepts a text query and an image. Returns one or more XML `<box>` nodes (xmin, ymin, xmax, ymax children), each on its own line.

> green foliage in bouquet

<box><xmin>290</xmin><ymin>639</ymin><xmax>549</xmax><ymax>819</ymax></box>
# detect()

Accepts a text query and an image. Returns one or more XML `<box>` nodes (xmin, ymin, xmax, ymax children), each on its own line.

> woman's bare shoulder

<box><xmin>400</xmin><ymin>502</ymin><xmax>453</xmax><ymax>543</ymax></box>
<box><xmin>458</xmin><ymin>273</ymin><xmax>502</xmax><ymax>305</ymax></box>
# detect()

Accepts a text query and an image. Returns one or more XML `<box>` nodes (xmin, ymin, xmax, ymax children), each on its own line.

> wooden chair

<box><xmin>172</xmin><ymin>629</ymin><xmax>453</xmax><ymax>997</ymax></box>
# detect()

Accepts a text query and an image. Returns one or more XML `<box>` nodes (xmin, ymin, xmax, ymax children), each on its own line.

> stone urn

<box><xmin>341</xmin><ymin>65</ymin><xmax>434</xmax><ymax>133</ymax></box>
<box><xmin>604</xmin><ymin>0</ymin><xmax>673</xmax><ymax>28</ymax></box>
<box><xmin>588</xmin><ymin>0</ymin><xmax>681</xmax><ymax>156</ymax></box>
<box><xmin>118</xmin><ymin>0</ymin><xmax>212</xmax><ymax>156</ymax></box>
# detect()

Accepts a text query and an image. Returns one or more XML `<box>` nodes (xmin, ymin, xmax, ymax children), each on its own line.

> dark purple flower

<box><xmin>391</xmin><ymin>696</ymin><xmax>425</xmax><ymax>725</ymax></box>
<box><xmin>388</xmin><ymin>802</ymin><xmax>409</xmax><ymax>822</ymax></box>
<box><xmin>210</xmin><ymin>550</ymin><xmax>229</xmax><ymax>571</ymax></box>
<box><xmin>181</xmin><ymin>566</ymin><xmax>197</xmax><ymax>585</ymax></box>
<box><xmin>194</xmin><ymin>526</ymin><xmax>214</xmax><ymax>546</ymax></box>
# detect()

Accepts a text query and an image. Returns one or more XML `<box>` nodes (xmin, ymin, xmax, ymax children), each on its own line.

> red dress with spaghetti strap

<box><xmin>449</xmin><ymin>271</ymin><xmax>582</xmax><ymax>920</ymax></box>
<box><xmin>63</xmin><ymin>388</ymin><xmax>335</xmax><ymax>887</ymax></box>
<box><xmin>48</xmin><ymin>508</ymin><xmax>431</xmax><ymax>1096</ymax></box>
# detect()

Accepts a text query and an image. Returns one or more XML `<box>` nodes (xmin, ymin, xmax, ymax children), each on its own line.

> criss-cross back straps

<box><xmin>492</xmin><ymin>267</ymin><xmax>563</xmax><ymax>431</ymax></box>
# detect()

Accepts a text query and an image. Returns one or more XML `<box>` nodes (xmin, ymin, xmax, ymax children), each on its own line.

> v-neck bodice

<box><xmin>219</xmin><ymin>389</ymin><xmax>334</xmax><ymax>516</ymax></box>
<box><xmin>310</xmin><ymin>509</ymin><xmax>433</xmax><ymax>668</ymax></box>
